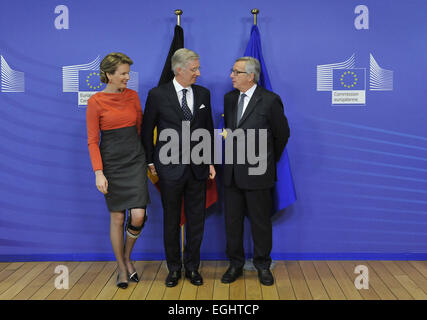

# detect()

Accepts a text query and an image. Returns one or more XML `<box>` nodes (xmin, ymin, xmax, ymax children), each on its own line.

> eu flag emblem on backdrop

<box><xmin>244</xmin><ymin>25</ymin><xmax>296</xmax><ymax>214</ymax></box>
<box><xmin>79</xmin><ymin>70</ymin><xmax>105</xmax><ymax>91</ymax></box>
<box><xmin>333</xmin><ymin>68</ymin><xmax>366</xmax><ymax>91</ymax></box>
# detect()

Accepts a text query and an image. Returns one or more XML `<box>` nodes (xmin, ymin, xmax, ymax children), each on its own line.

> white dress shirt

<box><xmin>239</xmin><ymin>84</ymin><xmax>257</xmax><ymax>116</ymax></box>
<box><xmin>173</xmin><ymin>77</ymin><xmax>194</xmax><ymax>114</ymax></box>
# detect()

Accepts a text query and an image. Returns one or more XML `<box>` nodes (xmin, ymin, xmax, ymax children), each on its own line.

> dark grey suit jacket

<box><xmin>223</xmin><ymin>85</ymin><xmax>290</xmax><ymax>189</ymax></box>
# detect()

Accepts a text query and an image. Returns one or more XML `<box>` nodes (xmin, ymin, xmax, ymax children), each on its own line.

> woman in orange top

<box><xmin>86</xmin><ymin>52</ymin><xmax>150</xmax><ymax>289</ymax></box>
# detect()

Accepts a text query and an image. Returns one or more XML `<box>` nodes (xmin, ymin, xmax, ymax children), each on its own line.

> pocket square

<box><xmin>199</xmin><ymin>104</ymin><xmax>206</xmax><ymax>109</ymax></box>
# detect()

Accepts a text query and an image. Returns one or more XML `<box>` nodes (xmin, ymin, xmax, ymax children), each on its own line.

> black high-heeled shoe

<box><xmin>126</xmin><ymin>261</ymin><xmax>139</xmax><ymax>282</ymax></box>
<box><xmin>116</xmin><ymin>271</ymin><xmax>128</xmax><ymax>289</ymax></box>
<box><xmin>128</xmin><ymin>270</ymin><xmax>139</xmax><ymax>283</ymax></box>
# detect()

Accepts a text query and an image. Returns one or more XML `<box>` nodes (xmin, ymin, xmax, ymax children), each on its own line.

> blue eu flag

<box><xmin>79</xmin><ymin>70</ymin><xmax>105</xmax><ymax>91</ymax></box>
<box><xmin>244</xmin><ymin>25</ymin><xmax>297</xmax><ymax>214</ymax></box>
<box><xmin>333</xmin><ymin>68</ymin><xmax>366</xmax><ymax>91</ymax></box>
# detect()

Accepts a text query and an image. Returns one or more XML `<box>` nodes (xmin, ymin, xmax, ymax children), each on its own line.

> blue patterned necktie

<box><xmin>181</xmin><ymin>89</ymin><xmax>193</xmax><ymax>121</ymax></box>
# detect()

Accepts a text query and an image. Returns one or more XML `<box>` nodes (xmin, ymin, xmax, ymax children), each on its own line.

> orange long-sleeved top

<box><xmin>86</xmin><ymin>88</ymin><xmax>143</xmax><ymax>172</ymax></box>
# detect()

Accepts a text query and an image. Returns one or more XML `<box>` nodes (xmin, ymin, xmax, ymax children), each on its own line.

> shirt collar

<box><xmin>173</xmin><ymin>77</ymin><xmax>192</xmax><ymax>94</ymax></box>
<box><xmin>240</xmin><ymin>84</ymin><xmax>257</xmax><ymax>99</ymax></box>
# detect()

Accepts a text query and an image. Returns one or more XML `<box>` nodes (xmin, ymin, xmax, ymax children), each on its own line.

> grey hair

<box><xmin>236</xmin><ymin>56</ymin><xmax>260</xmax><ymax>83</ymax></box>
<box><xmin>171</xmin><ymin>48</ymin><xmax>199</xmax><ymax>75</ymax></box>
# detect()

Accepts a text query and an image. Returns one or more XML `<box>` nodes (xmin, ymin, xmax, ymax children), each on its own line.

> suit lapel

<box><xmin>229</xmin><ymin>90</ymin><xmax>240</xmax><ymax>129</ymax></box>
<box><xmin>191</xmin><ymin>85</ymin><xmax>200</xmax><ymax>122</ymax></box>
<box><xmin>237</xmin><ymin>86</ymin><xmax>262</xmax><ymax>127</ymax></box>
<box><xmin>165</xmin><ymin>81</ymin><xmax>184</xmax><ymax>121</ymax></box>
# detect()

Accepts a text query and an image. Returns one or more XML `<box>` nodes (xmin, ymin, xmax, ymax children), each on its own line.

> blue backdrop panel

<box><xmin>0</xmin><ymin>0</ymin><xmax>426</xmax><ymax>261</ymax></box>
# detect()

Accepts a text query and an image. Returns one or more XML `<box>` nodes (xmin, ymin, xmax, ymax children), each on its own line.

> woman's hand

<box><xmin>95</xmin><ymin>170</ymin><xmax>108</xmax><ymax>194</ymax></box>
<box><xmin>209</xmin><ymin>165</ymin><xmax>216</xmax><ymax>180</ymax></box>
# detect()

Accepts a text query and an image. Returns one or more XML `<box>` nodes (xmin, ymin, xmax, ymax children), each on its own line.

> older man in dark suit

<box><xmin>222</xmin><ymin>57</ymin><xmax>290</xmax><ymax>286</ymax></box>
<box><xmin>142</xmin><ymin>48</ymin><xmax>215</xmax><ymax>287</ymax></box>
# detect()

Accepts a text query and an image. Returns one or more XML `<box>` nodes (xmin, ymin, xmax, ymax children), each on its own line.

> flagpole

<box><xmin>174</xmin><ymin>8</ymin><xmax>186</xmax><ymax>266</ymax></box>
<box><xmin>244</xmin><ymin>7</ymin><xmax>271</xmax><ymax>272</ymax></box>
<box><xmin>251</xmin><ymin>8</ymin><xmax>259</xmax><ymax>26</ymax></box>
<box><xmin>175</xmin><ymin>9</ymin><xmax>182</xmax><ymax>26</ymax></box>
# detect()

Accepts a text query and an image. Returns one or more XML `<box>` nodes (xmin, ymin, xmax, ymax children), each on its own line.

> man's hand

<box><xmin>148</xmin><ymin>164</ymin><xmax>157</xmax><ymax>176</ymax></box>
<box><xmin>209</xmin><ymin>165</ymin><xmax>216</xmax><ymax>180</ymax></box>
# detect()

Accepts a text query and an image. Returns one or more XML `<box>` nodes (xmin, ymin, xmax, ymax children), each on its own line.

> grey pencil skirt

<box><xmin>100</xmin><ymin>125</ymin><xmax>150</xmax><ymax>212</ymax></box>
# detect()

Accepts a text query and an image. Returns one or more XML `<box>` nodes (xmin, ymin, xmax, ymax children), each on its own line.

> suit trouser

<box><xmin>159</xmin><ymin>166</ymin><xmax>206</xmax><ymax>272</ymax></box>
<box><xmin>224</xmin><ymin>176</ymin><xmax>273</xmax><ymax>270</ymax></box>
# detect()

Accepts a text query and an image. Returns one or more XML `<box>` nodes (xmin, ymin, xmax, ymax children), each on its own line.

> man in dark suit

<box><xmin>142</xmin><ymin>48</ymin><xmax>216</xmax><ymax>287</ymax></box>
<box><xmin>222</xmin><ymin>56</ymin><xmax>290</xmax><ymax>286</ymax></box>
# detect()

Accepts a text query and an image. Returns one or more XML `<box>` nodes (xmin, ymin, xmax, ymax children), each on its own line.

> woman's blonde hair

<box><xmin>100</xmin><ymin>52</ymin><xmax>133</xmax><ymax>84</ymax></box>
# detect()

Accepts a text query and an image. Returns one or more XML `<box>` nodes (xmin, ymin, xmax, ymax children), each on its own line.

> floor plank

<box><xmin>260</xmin><ymin>276</ymin><xmax>279</xmax><ymax>300</ymax></box>
<box><xmin>13</xmin><ymin>262</ymin><xmax>58</xmax><ymax>300</ymax></box>
<box><xmin>212</xmin><ymin>261</ymin><xmax>229</xmax><ymax>300</ymax></box>
<box><xmin>196</xmin><ymin>261</ymin><xmax>216</xmax><ymax>300</ymax></box>
<box><xmin>0</xmin><ymin>262</ymin><xmax>50</xmax><ymax>300</ymax></box>
<box><xmin>80</xmin><ymin>261</ymin><xmax>117</xmax><ymax>300</ymax></box>
<box><xmin>229</xmin><ymin>276</ymin><xmax>246</xmax><ymax>300</ymax></box>
<box><xmin>340</xmin><ymin>261</ymin><xmax>380</xmax><ymax>300</ymax></box>
<box><xmin>244</xmin><ymin>269</ymin><xmax>262</xmax><ymax>300</ymax></box>
<box><xmin>0</xmin><ymin>266</ymin><xmax>16</xmax><ymax>284</ymax></box>
<box><xmin>179</xmin><ymin>274</ymin><xmax>198</xmax><ymax>300</ymax></box>
<box><xmin>381</xmin><ymin>261</ymin><xmax>427</xmax><ymax>300</ymax></box>
<box><xmin>313</xmin><ymin>261</ymin><xmax>346</xmax><ymax>300</ymax></box>
<box><xmin>63</xmin><ymin>262</ymin><xmax>106</xmax><ymax>300</ymax></box>
<box><xmin>393</xmin><ymin>261</ymin><xmax>427</xmax><ymax>294</ymax></box>
<box><xmin>0</xmin><ymin>263</ymin><xmax>10</xmax><ymax>273</ymax></box>
<box><xmin>2</xmin><ymin>262</ymin><xmax>24</xmax><ymax>271</ymax></box>
<box><xmin>327</xmin><ymin>261</ymin><xmax>363</xmax><ymax>300</ymax></box>
<box><xmin>285</xmin><ymin>261</ymin><xmax>312</xmax><ymax>300</ymax></box>
<box><xmin>299</xmin><ymin>261</ymin><xmax>329</xmax><ymax>300</ymax></box>
<box><xmin>367</xmin><ymin>261</ymin><xmax>413</xmax><ymax>300</ymax></box>
<box><xmin>29</xmin><ymin>262</ymin><xmax>80</xmax><ymax>300</ymax></box>
<box><xmin>0</xmin><ymin>262</ymin><xmax>40</xmax><ymax>296</ymax></box>
<box><xmin>46</xmin><ymin>262</ymin><xmax>93</xmax><ymax>300</ymax></box>
<box><xmin>273</xmin><ymin>261</ymin><xmax>296</xmax><ymax>300</ymax></box>
<box><xmin>409</xmin><ymin>261</ymin><xmax>427</xmax><ymax>278</ymax></box>
<box><xmin>96</xmin><ymin>270</ymin><xmax>119</xmax><ymax>300</ymax></box>
<box><xmin>128</xmin><ymin>261</ymin><xmax>161</xmax><ymax>300</ymax></box>
<box><xmin>163</xmin><ymin>275</ymin><xmax>184</xmax><ymax>300</ymax></box>
<box><xmin>348</xmin><ymin>260</ymin><xmax>396</xmax><ymax>300</ymax></box>
<box><xmin>145</xmin><ymin>261</ymin><xmax>168</xmax><ymax>300</ymax></box>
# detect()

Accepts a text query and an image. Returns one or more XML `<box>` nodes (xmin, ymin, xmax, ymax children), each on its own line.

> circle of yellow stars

<box><xmin>340</xmin><ymin>71</ymin><xmax>358</xmax><ymax>89</ymax></box>
<box><xmin>86</xmin><ymin>72</ymin><xmax>102</xmax><ymax>90</ymax></box>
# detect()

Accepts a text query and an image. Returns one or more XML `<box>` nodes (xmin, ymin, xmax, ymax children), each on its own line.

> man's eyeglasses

<box><xmin>231</xmin><ymin>69</ymin><xmax>248</xmax><ymax>76</ymax></box>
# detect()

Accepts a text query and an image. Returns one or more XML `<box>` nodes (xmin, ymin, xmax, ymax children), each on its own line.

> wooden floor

<box><xmin>0</xmin><ymin>260</ymin><xmax>426</xmax><ymax>300</ymax></box>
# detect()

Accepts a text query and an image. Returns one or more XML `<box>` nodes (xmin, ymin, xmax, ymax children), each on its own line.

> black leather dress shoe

<box><xmin>257</xmin><ymin>268</ymin><xmax>274</xmax><ymax>286</ymax></box>
<box><xmin>185</xmin><ymin>270</ymin><xmax>203</xmax><ymax>286</ymax></box>
<box><xmin>221</xmin><ymin>266</ymin><xmax>243</xmax><ymax>284</ymax></box>
<box><xmin>165</xmin><ymin>270</ymin><xmax>181</xmax><ymax>287</ymax></box>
